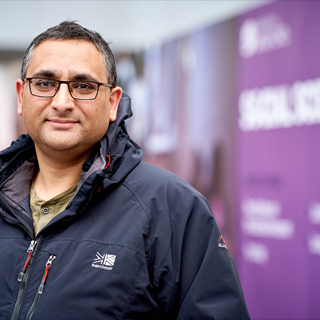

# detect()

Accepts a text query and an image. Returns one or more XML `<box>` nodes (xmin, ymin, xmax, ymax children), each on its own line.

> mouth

<box><xmin>46</xmin><ymin>119</ymin><xmax>78</xmax><ymax>129</ymax></box>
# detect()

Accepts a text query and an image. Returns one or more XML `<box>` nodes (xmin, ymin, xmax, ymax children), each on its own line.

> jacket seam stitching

<box><xmin>120</xmin><ymin>182</ymin><xmax>152</xmax><ymax>283</ymax></box>
<box><xmin>42</xmin><ymin>238</ymin><xmax>145</xmax><ymax>258</ymax></box>
<box><xmin>119</xmin><ymin>257</ymin><xmax>144</xmax><ymax>319</ymax></box>
<box><xmin>152</xmin><ymin>274</ymin><xmax>177</xmax><ymax>293</ymax></box>
<box><xmin>121</xmin><ymin>183</ymin><xmax>150</xmax><ymax>220</ymax></box>
<box><xmin>121</xmin><ymin>182</ymin><xmax>179</xmax><ymax>293</ymax></box>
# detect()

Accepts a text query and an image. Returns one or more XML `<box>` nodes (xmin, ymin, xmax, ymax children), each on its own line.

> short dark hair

<box><xmin>21</xmin><ymin>21</ymin><xmax>118</xmax><ymax>87</ymax></box>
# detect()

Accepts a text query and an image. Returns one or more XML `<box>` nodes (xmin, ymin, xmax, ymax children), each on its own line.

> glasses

<box><xmin>24</xmin><ymin>77</ymin><xmax>113</xmax><ymax>100</ymax></box>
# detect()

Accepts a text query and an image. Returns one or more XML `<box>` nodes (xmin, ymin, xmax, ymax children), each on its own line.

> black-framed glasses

<box><xmin>24</xmin><ymin>77</ymin><xmax>113</xmax><ymax>100</ymax></box>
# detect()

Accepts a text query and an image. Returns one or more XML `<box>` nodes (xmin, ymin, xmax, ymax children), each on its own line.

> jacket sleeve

<box><xmin>147</xmin><ymin>179</ymin><xmax>251</xmax><ymax>319</ymax></box>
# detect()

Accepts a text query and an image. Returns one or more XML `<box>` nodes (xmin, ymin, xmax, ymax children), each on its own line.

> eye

<box><xmin>72</xmin><ymin>81</ymin><xmax>96</xmax><ymax>92</ymax></box>
<box><xmin>32</xmin><ymin>79</ymin><xmax>57</xmax><ymax>90</ymax></box>
<box><xmin>79</xmin><ymin>83</ymin><xmax>93</xmax><ymax>89</ymax></box>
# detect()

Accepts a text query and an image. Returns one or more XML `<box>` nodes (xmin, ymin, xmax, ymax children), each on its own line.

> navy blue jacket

<box><xmin>0</xmin><ymin>93</ymin><xmax>250</xmax><ymax>319</ymax></box>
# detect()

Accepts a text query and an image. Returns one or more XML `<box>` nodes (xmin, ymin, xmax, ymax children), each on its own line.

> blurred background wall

<box><xmin>1</xmin><ymin>1</ymin><xmax>319</xmax><ymax>319</ymax></box>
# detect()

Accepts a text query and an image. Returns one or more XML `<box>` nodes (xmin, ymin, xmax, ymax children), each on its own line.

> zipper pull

<box><xmin>18</xmin><ymin>240</ymin><xmax>37</xmax><ymax>282</ymax></box>
<box><xmin>38</xmin><ymin>255</ymin><xmax>56</xmax><ymax>294</ymax></box>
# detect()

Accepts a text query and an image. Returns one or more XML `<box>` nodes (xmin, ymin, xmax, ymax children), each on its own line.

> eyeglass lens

<box><xmin>30</xmin><ymin>78</ymin><xmax>99</xmax><ymax>100</ymax></box>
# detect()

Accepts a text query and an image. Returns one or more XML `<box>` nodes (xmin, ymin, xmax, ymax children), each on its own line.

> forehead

<box><xmin>27</xmin><ymin>39</ymin><xmax>107</xmax><ymax>80</ymax></box>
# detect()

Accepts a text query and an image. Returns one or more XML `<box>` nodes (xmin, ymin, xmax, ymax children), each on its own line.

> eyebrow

<box><xmin>69</xmin><ymin>73</ymin><xmax>98</xmax><ymax>82</ymax></box>
<box><xmin>31</xmin><ymin>70</ymin><xmax>58</xmax><ymax>78</ymax></box>
<box><xmin>29</xmin><ymin>70</ymin><xmax>99</xmax><ymax>82</ymax></box>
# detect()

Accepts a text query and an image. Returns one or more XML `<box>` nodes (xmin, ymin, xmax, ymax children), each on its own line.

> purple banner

<box><xmin>236</xmin><ymin>1</ymin><xmax>320</xmax><ymax>319</ymax></box>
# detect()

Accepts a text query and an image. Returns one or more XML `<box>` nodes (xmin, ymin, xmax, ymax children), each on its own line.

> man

<box><xmin>0</xmin><ymin>21</ymin><xmax>250</xmax><ymax>319</ymax></box>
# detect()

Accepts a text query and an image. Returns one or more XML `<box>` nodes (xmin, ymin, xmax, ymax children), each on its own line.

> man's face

<box><xmin>16</xmin><ymin>39</ymin><xmax>122</xmax><ymax>159</ymax></box>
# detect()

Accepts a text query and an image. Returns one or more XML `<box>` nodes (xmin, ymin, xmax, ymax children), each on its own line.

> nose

<box><xmin>51</xmin><ymin>83</ymin><xmax>75</xmax><ymax>112</ymax></box>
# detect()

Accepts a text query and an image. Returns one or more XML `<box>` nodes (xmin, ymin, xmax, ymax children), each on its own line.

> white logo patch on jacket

<box><xmin>92</xmin><ymin>252</ymin><xmax>116</xmax><ymax>270</ymax></box>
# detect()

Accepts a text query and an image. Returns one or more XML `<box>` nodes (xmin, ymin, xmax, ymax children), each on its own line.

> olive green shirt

<box><xmin>30</xmin><ymin>183</ymin><xmax>77</xmax><ymax>235</ymax></box>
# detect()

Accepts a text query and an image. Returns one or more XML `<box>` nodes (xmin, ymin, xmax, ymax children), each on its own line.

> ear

<box><xmin>109</xmin><ymin>87</ymin><xmax>122</xmax><ymax>122</ymax></box>
<box><xmin>16</xmin><ymin>79</ymin><xmax>25</xmax><ymax>116</ymax></box>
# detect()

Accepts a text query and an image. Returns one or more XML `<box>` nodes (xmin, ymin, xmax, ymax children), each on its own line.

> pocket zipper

<box><xmin>38</xmin><ymin>255</ymin><xmax>56</xmax><ymax>294</ymax></box>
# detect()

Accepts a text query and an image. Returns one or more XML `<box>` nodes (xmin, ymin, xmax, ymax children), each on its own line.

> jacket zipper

<box><xmin>8</xmin><ymin>190</ymin><xmax>93</xmax><ymax>320</ymax></box>
<box><xmin>10</xmin><ymin>239</ymin><xmax>39</xmax><ymax>320</ymax></box>
<box><xmin>17</xmin><ymin>240</ymin><xmax>37</xmax><ymax>282</ymax></box>
<box><xmin>25</xmin><ymin>255</ymin><xmax>56</xmax><ymax>320</ymax></box>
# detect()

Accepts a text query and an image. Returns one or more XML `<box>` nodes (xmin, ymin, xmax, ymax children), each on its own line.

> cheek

<box><xmin>92</xmin><ymin>104</ymin><xmax>110</xmax><ymax>127</ymax></box>
<box><xmin>22</xmin><ymin>111</ymin><xmax>38</xmax><ymax>130</ymax></box>
<box><xmin>20</xmin><ymin>100</ymin><xmax>46</xmax><ymax>132</ymax></box>
<box><xmin>20</xmin><ymin>99</ymin><xmax>42</xmax><ymax>116</ymax></box>
<box><xmin>81</xmin><ymin>107</ymin><xmax>110</xmax><ymax>141</ymax></box>
<box><xmin>95</xmin><ymin>115</ymin><xmax>111</xmax><ymax>133</ymax></box>
<box><xmin>20</xmin><ymin>103</ymin><xmax>32</xmax><ymax>122</ymax></box>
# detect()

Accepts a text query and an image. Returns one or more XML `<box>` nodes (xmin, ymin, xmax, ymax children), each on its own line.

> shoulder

<box><xmin>124</xmin><ymin>161</ymin><xmax>203</xmax><ymax>200</ymax></box>
<box><xmin>122</xmin><ymin>161</ymin><xmax>211</xmax><ymax>221</ymax></box>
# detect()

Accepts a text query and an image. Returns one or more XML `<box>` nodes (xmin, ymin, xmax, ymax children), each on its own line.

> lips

<box><xmin>48</xmin><ymin>119</ymin><xmax>77</xmax><ymax>123</ymax></box>
<box><xmin>46</xmin><ymin>118</ymin><xmax>78</xmax><ymax>128</ymax></box>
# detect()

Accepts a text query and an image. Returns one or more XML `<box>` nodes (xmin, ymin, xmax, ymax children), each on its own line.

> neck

<box><xmin>33</xmin><ymin>147</ymin><xmax>91</xmax><ymax>201</ymax></box>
